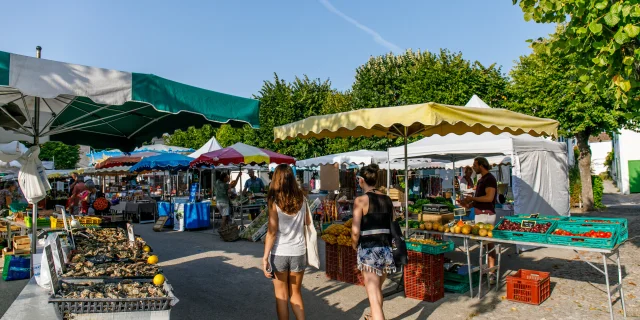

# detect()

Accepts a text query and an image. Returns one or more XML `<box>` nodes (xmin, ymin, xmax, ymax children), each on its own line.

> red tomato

<box><xmin>597</xmin><ymin>232</ymin><xmax>606</xmax><ymax>238</ymax></box>
<box><xmin>604</xmin><ymin>232</ymin><xmax>612</xmax><ymax>238</ymax></box>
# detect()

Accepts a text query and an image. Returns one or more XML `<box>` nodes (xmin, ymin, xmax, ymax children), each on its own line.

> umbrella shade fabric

<box><xmin>273</xmin><ymin>102</ymin><xmax>558</xmax><ymax>142</ymax></box>
<box><xmin>129</xmin><ymin>153</ymin><xmax>194</xmax><ymax>173</ymax></box>
<box><xmin>95</xmin><ymin>156</ymin><xmax>142</xmax><ymax>169</ymax></box>
<box><xmin>0</xmin><ymin>51</ymin><xmax>260</xmax><ymax>151</ymax></box>
<box><xmin>190</xmin><ymin>142</ymin><xmax>295</xmax><ymax>167</ymax></box>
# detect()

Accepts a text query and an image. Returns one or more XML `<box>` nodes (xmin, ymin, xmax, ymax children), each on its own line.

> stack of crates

<box><xmin>337</xmin><ymin>246</ymin><xmax>363</xmax><ymax>286</ymax></box>
<box><xmin>404</xmin><ymin>251</ymin><xmax>445</xmax><ymax>302</ymax></box>
<box><xmin>325</xmin><ymin>243</ymin><xmax>339</xmax><ymax>280</ymax></box>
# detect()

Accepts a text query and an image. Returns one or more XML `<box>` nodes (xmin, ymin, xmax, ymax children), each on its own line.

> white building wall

<box><xmin>614</xmin><ymin>129</ymin><xmax>640</xmax><ymax>194</ymax></box>
<box><xmin>589</xmin><ymin>141</ymin><xmax>612</xmax><ymax>175</ymax></box>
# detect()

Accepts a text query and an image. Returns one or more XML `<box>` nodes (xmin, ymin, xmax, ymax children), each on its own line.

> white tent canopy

<box><xmin>465</xmin><ymin>94</ymin><xmax>491</xmax><ymax>108</ymax></box>
<box><xmin>379</xmin><ymin>159</ymin><xmax>447</xmax><ymax>170</ymax></box>
<box><xmin>296</xmin><ymin>150</ymin><xmax>388</xmax><ymax>167</ymax></box>
<box><xmin>389</xmin><ymin>132</ymin><xmax>569</xmax><ymax>216</ymax></box>
<box><xmin>189</xmin><ymin>136</ymin><xmax>222</xmax><ymax>158</ymax></box>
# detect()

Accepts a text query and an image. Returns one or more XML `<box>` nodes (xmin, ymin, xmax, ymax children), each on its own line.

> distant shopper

<box><xmin>243</xmin><ymin>169</ymin><xmax>265</xmax><ymax>194</ymax></box>
<box><xmin>0</xmin><ymin>181</ymin><xmax>16</xmax><ymax>209</ymax></box>
<box><xmin>351</xmin><ymin>164</ymin><xmax>396</xmax><ymax>320</ymax></box>
<box><xmin>215</xmin><ymin>172</ymin><xmax>241</xmax><ymax>228</ymax></box>
<box><xmin>461</xmin><ymin>157</ymin><xmax>497</xmax><ymax>284</ymax></box>
<box><xmin>68</xmin><ymin>172</ymin><xmax>78</xmax><ymax>196</ymax></box>
<box><xmin>263</xmin><ymin>164</ymin><xmax>310</xmax><ymax>320</ymax></box>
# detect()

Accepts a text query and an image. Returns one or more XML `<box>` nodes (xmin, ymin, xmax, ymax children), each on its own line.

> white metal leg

<box><xmin>617</xmin><ymin>251</ymin><xmax>627</xmax><ymax>318</ymax></box>
<box><xmin>478</xmin><ymin>240</ymin><xmax>484</xmax><ymax>298</ymax></box>
<box><xmin>465</xmin><ymin>237</ymin><xmax>474</xmax><ymax>298</ymax></box>
<box><xmin>603</xmin><ymin>253</ymin><xmax>614</xmax><ymax>320</ymax></box>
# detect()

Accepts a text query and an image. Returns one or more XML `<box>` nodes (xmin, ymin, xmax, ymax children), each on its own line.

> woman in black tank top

<box><xmin>351</xmin><ymin>164</ymin><xmax>396</xmax><ymax>320</ymax></box>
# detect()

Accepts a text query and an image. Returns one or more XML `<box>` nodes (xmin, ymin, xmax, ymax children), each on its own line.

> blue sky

<box><xmin>1</xmin><ymin>0</ymin><xmax>556</xmax><ymax>99</ymax></box>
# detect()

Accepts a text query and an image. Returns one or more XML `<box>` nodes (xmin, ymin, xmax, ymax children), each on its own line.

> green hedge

<box><xmin>592</xmin><ymin>175</ymin><xmax>604</xmax><ymax>209</ymax></box>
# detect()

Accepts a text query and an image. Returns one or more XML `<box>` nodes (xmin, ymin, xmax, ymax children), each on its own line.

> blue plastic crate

<box><xmin>406</xmin><ymin>240</ymin><xmax>455</xmax><ymax>255</ymax></box>
<box><xmin>547</xmin><ymin>223</ymin><xmax>619</xmax><ymax>249</ymax></box>
<box><xmin>492</xmin><ymin>218</ymin><xmax>556</xmax><ymax>243</ymax></box>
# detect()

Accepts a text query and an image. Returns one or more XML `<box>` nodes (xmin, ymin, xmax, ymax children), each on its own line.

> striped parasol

<box><xmin>189</xmin><ymin>143</ymin><xmax>295</xmax><ymax>167</ymax></box>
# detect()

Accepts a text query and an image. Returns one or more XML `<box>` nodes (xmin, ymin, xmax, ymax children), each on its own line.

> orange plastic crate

<box><xmin>506</xmin><ymin>269</ymin><xmax>551</xmax><ymax>305</ymax></box>
<box><xmin>326</xmin><ymin>243</ymin><xmax>339</xmax><ymax>280</ymax></box>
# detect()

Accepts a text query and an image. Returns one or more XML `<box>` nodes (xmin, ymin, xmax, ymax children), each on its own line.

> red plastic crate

<box><xmin>506</xmin><ymin>269</ymin><xmax>551</xmax><ymax>305</ymax></box>
<box><xmin>404</xmin><ymin>251</ymin><xmax>444</xmax><ymax>302</ymax></box>
<box><xmin>337</xmin><ymin>246</ymin><xmax>363</xmax><ymax>286</ymax></box>
<box><xmin>326</xmin><ymin>243</ymin><xmax>338</xmax><ymax>280</ymax></box>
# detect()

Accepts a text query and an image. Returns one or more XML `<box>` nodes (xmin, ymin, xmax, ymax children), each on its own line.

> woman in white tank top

<box><xmin>263</xmin><ymin>164</ymin><xmax>310</xmax><ymax>320</ymax></box>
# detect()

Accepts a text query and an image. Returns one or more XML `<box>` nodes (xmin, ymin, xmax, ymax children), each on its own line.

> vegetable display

<box><xmin>552</xmin><ymin>229</ymin><xmax>612</xmax><ymax>238</ymax></box>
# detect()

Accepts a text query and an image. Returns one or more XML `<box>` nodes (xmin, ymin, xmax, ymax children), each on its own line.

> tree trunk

<box><xmin>575</xmin><ymin>132</ymin><xmax>594</xmax><ymax>212</ymax></box>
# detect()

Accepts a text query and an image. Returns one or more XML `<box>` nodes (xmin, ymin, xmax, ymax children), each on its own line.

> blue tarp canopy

<box><xmin>129</xmin><ymin>154</ymin><xmax>196</xmax><ymax>173</ymax></box>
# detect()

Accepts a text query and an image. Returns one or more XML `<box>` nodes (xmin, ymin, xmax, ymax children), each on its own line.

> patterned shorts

<box><xmin>357</xmin><ymin>246</ymin><xmax>396</xmax><ymax>276</ymax></box>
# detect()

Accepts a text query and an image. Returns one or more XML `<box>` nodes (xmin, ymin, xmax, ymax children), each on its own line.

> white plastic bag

<box><xmin>305</xmin><ymin>199</ymin><xmax>320</xmax><ymax>269</ymax></box>
<box><xmin>17</xmin><ymin>146</ymin><xmax>51</xmax><ymax>204</ymax></box>
<box><xmin>35</xmin><ymin>236</ymin><xmax>53</xmax><ymax>290</ymax></box>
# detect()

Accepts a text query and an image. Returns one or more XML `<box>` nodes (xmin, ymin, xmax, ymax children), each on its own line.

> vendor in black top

<box><xmin>460</xmin><ymin>156</ymin><xmax>498</xmax><ymax>284</ymax></box>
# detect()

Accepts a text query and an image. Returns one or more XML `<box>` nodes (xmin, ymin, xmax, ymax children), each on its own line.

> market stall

<box><xmin>389</xmin><ymin>132</ymin><xmax>570</xmax><ymax>217</ymax></box>
<box><xmin>190</xmin><ymin>142</ymin><xmax>296</xmax><ymax>236</ymax></box>
<box><xmin>403</xmin><ymin>214</ymin><xmax>627</xmax><ymax>320</ymax></box>
<box><xmin>0</xmin><ymin>47</ymin><xmax>260</xmax><ymax>291</ymax></box>
<box><xmin>273</xmin><ymin>100</ymin><xmax>559</xmax><ymax>299</ymax></box>
<box><xmin>129</xmin><ymin>153</ymin><xmax>206</xmax><ymax>229</ymax></box>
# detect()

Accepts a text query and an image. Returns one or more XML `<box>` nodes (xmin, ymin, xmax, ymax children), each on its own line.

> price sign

<box><xmin>127</xmin><ymin>223</ymin><xmax>135</xmax><ymax>247</ymax></box>
<box><xmin>55</xmin><ymin>236</ymin><xmax>66</xmax><ymax>273</ymax></box>
<box><xmin>521</xmin><ymin>220</ymin><xmax>537</xmax><ymax>229</ymax></box>
<box><xmin>529</xmin><ymin>213</ymin><xmax>539</xmax><ymax>219</ymax></box>
<box><xmin>45</xmin><ymin>245</ymin><xmax>60</xmax><ymax>294</ymax></box>
<box><xmin>414</xmin><ymin>234</ymin><xmax>426</xmax><ymax>240</ymax></box>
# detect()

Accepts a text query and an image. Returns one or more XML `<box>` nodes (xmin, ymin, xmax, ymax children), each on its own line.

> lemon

<box><xmin>153</xmin><ymin>274</ymin><xmax>165</xmax><ymax>286</ymax></box>
<box><xmin>478</xmin><ymin>229</ymin><xmax>488</xmax><ymax>237</ymax></box>
<box><xmin>143</xmin><ymin>245</ymin><xmax>151</xmax><ymax>253</ymax></box>
<box><xmin>147</xmin><ymin>255</ymin><xmax>159</xmax><ymax>265</ymax></box>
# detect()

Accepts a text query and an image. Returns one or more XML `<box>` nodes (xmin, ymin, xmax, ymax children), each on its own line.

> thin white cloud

<box><xmin>319</xmin><ymin>0</ymin><xmax>402</xmax><ymax>53</ymax></box>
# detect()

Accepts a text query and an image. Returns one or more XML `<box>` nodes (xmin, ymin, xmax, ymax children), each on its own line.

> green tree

<box><xmin>39</xmin><ymin>141</ymin><xmax>80</xmax><ymax>169</ymax></box>
<box><xmin>507</xmin><ymin>47</ymin><xmax>638</xmax><ymax>211</ymax></box>
<box><xmin>163</xmin><ymin>124</ymin><xmax>217</xmax><ymax>150</ymax></box>
<box><xmin>254</xmin><ymin>74</ymin><xmax>337</xmax><ymax>159</ymax></box>
<box><xmin>349</xmin><ymin>49</ymin><xmax>510</xmax><ymax>151</ymax></box>
<box><xmin>513</xmin><ymin>0</ymin><xmax>640</xmax><ymax>107</ymax></box>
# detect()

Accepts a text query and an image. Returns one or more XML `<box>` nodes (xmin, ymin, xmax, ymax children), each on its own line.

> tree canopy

<box><xmin>163</xmin><ymin>50</ymin><xmax>511</xmax><ymax>161</ymax></box>
<box><xmin>39</xmin><ymin>141</ymin><xmax>80</xmax><ymax>169</ymax></box>
<box><xmin>513</xmin><ymin>0</ymin><xmax>640</xmax><ymax>107</ymax></box>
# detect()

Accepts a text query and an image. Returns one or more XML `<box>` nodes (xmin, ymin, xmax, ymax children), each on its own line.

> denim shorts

<box><xmin>217</xmin><ymin>203</ymin><xmax>230</xmax><ymax>217</ymax></box>
<box><xmin>270</xmin><ymin>254</ymin><xmax>307</xmax><ymax>273</ymax></box>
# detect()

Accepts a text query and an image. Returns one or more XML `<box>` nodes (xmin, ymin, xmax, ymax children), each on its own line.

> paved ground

<box><xmin>1</xmin><ymin>191</ymin><xmax>640</xmax><ymax>319</ymax></box>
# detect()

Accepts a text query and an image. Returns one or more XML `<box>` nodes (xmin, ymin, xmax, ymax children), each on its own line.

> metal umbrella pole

<box><xmin>404</xmin><ymin>128</ymin><xmax>409</xmax><ymax>236</ymax></box>
<box><xmin>30</xmin><ymin>46</ymin><xmax>42</xmax><ymax>277</ymax></box>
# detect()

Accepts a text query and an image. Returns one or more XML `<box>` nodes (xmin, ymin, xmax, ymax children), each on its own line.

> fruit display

<box><xmin>321</xmin><ymin>234</ymin><xmax>337</xmax><ymax>244</ymax></box>
<box><xmin>323</xmin><ymin>224</ymin><xmax>351</xmax><ymax>236</ymax></box>
<box><xmin>496</xmin><ymin>220</ymin><xmax>552</xmax><ymax>234</ymax></box>
<box><xmin>323</xmin><ymin>223</ymin><xmax>352</xmax><ymax>246</ymax></box>
<box><xmin>551</xmin><ymin>229</ymin><xmax>612</xmax><ymax>238</ymax></box>
<box><xmin>239</xmin><ymin>209</ymin><xmax>269</xmax><ymax>240</ymax></box>
<box><xmin>337</xmin><ymin>234</ymin><xmax>351</xmax><ymax>246</ymax></box>
<box><xmin>344</xmin><ymin>218</ymin><xmax>353</xmax><ymax>228</ymax></box>
<box><xmin>92</xmin><ymin>197</ymin><xmax>110</xmax><ymax>211</ymax></box>
<box><xmin>408</xmin><ymin>238</ymin><xmax>440</xmax><ymax>245</ymax></box>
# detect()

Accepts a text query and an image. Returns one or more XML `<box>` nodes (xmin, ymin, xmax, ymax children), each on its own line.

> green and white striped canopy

<box><xmin>0</xmin><ymin>51</ymin><xmax>259</xmax><ymax>151</ymax></box>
